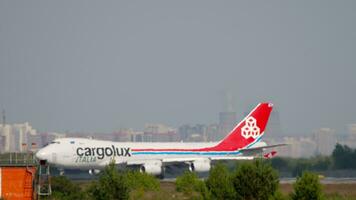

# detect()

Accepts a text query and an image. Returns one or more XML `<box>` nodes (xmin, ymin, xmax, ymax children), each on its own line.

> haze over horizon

<box><xmin>0</xmin><ymin>1</ymin><xmax>356</xmax><ymax>135</ymax></box>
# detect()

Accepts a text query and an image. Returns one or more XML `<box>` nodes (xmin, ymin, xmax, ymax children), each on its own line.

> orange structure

<box><xmin>0</xmin><ymin>167</ymin><xmax>36</xmax><ymax>200</ymax></box>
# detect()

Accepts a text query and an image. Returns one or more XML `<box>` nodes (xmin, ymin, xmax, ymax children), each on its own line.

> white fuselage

<box><xmin>36</xmin><ymin>137</ymin><xmax>265</xmax><ymax>170</ymax></box>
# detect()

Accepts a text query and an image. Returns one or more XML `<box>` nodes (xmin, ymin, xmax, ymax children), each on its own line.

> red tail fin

<box><xmin>211</xmin><ymin>102</ymin><xmax>273</xmax><ymax>151</ymax></box>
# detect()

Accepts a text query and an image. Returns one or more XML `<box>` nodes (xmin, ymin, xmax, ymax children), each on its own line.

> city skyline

<box><xmin>2</xmin><ymin>120</ymin><xmax>356</xmax><ymax>158</ymax></box>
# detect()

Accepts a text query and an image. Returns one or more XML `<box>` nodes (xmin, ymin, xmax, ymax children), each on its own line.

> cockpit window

<box><xmin>50</xmin><ymin>141</ymin><xmax>60</xmax><ymax>144</ymax></box>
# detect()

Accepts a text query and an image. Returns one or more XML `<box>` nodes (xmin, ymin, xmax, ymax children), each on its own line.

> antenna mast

<box><xmin>2</xmin><ymin>109</ymin><xmax>5</xmax><ymax>126</ymax></box>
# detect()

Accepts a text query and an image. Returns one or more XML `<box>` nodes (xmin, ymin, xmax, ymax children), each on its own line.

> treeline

<box><xmin>176</xmin><ymin>161</ymin><xmax>325</xmax><ymax>200</ymax></box>
<box><xmin>269</xmin><ymin>143</ymin><xmax>356</xmax><ymax>176</ymax></box>
<box><xmin>332</xmin><ymin>143</ymin><xmax>356</xmax><ymax>169</ymax></box>
<box><xmin>45</xmin><ymin>160</ymin><xmax>326</xmax><ymax>200</ymax></box>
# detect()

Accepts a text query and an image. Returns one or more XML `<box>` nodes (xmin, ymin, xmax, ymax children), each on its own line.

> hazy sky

<box><xmin>0</xmin><ymin>1</ymin><xmax>355</xmax><ymax>135</ymax></box>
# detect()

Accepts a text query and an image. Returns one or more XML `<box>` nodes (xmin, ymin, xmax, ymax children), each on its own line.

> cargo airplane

<box><xmin>36</xmin><ymin>102</ymin><xmax>284</xmax><ymax>176</ymax></box>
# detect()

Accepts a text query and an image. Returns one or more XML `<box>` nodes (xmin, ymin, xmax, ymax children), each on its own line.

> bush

<box><xmin>87</xmin><ymin>163</ymin><xmax>130</xmax><ymax>200</ymax></box>
<box><xmin>205</xmin><ymin>163</ymin><xmax>235</xmax><ymax>200</ymax></box>
<box><xmin>50</xmin><ymin>176</ymin><xmax>85</xmax><ymax>200</ymax></box>
<box><xmin>176</xmin><ymin>171</ymin><xmax>211</xmax><ymax>199</ymax></box>
<box><xmin>124</xmin><ymin>170</ymin><xmax>160</xmax><ymax>191</ymax></box>
<box><xmin>232</xmin><ymin>159</ymin><xmax>279</xmax><ymax>200</ymax></box>
<box><xmin>290</xmin><ymin>171</ymin><xmax>323</xmax><ymax>200</ymax></box>
<box><xmin>269</xmin><ymin>189</ymin><xmax>287</xmax><ymax>200</ymax></box>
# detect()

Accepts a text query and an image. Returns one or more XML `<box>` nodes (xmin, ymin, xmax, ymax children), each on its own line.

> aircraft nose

<box><xmin>36</xmin><ymin>149</ymin><xmax>49</xmax><ymax>161</ymax></box>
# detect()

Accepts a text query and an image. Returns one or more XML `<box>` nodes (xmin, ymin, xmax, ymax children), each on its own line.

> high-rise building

<box><xmin>337</xmin><ymin>123</ymin><xmax>356</xmax><ymax>148</ymax></box>
<box><xmin>113</xmin><ymin>129</ymin><xmax>144</xmax><ymax>142</ymax></box>
<box><xmin>0</xmin><ymin>122</ymin><xmax>38</xmax><ymax>152</ymax></box>
<box><xmin>0</xmin><ymin>124</ymin><xmax>11</xmax><ymax>152</ymax></box>
<box><xmin>272</xmin><ymin>136</ymin><xmax>316</xmax><ymax>158</ymax></box>
<box><xmin>265</xmin><ymin>109</ymin><xmax>283</xmax><ymax>137</ymax></box>
<box><xmin>218</xmin><ymin>112</ymin><xmax>236</xmax><ymax>140</ymax></box>
<box><xmin>313</xmin><ymin>128</ymin><xmax>337</xmax><ymax>155</ymax></box>
<box><xmin>348</xmin><ymin>124</ymin><xmax>356</xmax><ymax>138</ymax></box>
<box><xmin>178</xmin><ymin>124</ymin><xmax>208</xmax><ymax>142</ymax></box>
<box><xmin>143</xmin><ymin>124</ymin><xmax>178</xmax><ymax>142</ymax></box>
<box><xmin>206</xmin><ymin>124</ymin><xmax>219</xmax><ymax>142</ymax></box>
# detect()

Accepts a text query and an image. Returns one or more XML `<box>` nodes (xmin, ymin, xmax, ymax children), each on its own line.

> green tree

<box><xmin>87</xmin><ymin>163</ymin><xmax>129</xmax><ymax>200</ymax></box>
<box><xmin>124</xmin><ymin>170</ymin><xmax>160</xmax><ymax>191</ymax></box>
<box><xmin>332</xmin><ymin>143</ymin><xmax>356</xmax><ymax>169</ymax></box>
<box><xmin>50</xmin><ymin>176</ymin><xmax>85</xmax><ymax>200</ymax></box>
<box><xmin>124</xmin><ymin>170</ymin><xmax>160</xmax><ymax>199</ymax></box>
<box><xmin>205</xmin><ymin>163</ymin><xmax>235</xmax><ymax>200</ymax></box>
<box><xmin>271</xmin><ymin>157</ymin><xmax>290</xmax><ymax>171</ymax></box>
<box><xmin>232</xmin><ymin>160</ymin><xmax>279</xmax><ymax>200</ymax></box>
<box><xmin>292</xmin><ymin>159</ymin><xmax>312</xmax><ymax>177</ymax></box>
<box><xmin>176</xmin><ymin>171</ymin><xmax>211</xmax><ymax>200</ymax></box>
<box><xmin>312</xmin><ymin>156</ymin><xmax>331</xmax><ymax>171</ymax></box>
<box><xmin>290</xmin><ymin>171</ymin><xmax>323</xmax><ymax>200</ymax></box>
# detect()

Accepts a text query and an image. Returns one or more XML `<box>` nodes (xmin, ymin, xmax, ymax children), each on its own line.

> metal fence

<box><xmin>0</xmin><ymin>152</ymin><xmax>37</xmax><ymax>166</ymax></box>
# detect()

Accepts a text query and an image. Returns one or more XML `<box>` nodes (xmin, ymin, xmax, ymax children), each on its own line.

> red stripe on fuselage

<box><xmin>131</xmin><ymin>137</ymin><xmax>256</xmax><ymax>152</ymax></box>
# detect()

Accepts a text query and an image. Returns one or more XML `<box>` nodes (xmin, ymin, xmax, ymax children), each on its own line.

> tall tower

<box><xmin>265</xmin><ymin>109</ymin><xmax>283</xmax><ymax>137</ymax></box>
<box><xmin>2</xmin><ymin>109</ymin><xmax>5</xmax><ymax>126</ymax></box>
<box><xmin>218</xmin><ymin>91</ymin><xmax>236</xmax><ymax>140</ymax></box>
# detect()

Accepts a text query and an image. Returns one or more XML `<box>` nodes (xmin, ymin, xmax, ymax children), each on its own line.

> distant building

<box><xmin>206</xmin><ymin>124</ymin><xmax>219</xmax><ymax>142</ymax></box>
<box><xmin>218</xmin><ymin>112</ymin><xmax>236</xmax><ymax>140</ymax></box>
<box><xmin>113</xmin><ymin>129</ymin><xmax>144</xmax><ymax>142</ymax></box>
<box><xmin>299</xmin><ymin>137</ymin><xmax>317</xmax><ymax>157</ymax></box>
<box><xmin>178</xmin><ymin>124</ymin><xmax>208</xmax><ymax>142</ymax></box>
<box><xmin>0</xmin><ymin>124</ymin><xmax>11</xmax><ymax>152</ymax></box>
<box><xmin>0</xmin><ymin>122</ymin><xmax>38</xmax><ymax>152</ymax></box>
<box><xmin>313</xmin><ymin>128</ymin><xmax>337</xmax><ymax>155</ymax></box>
<box><xmin>143</xmin><ymin>124</ymin><xmax>178</xmax><ymax>142</ymax></box>
<box><xmin>93</xmin><ymin>133</ymin><xmax>114</xmax><ymax>141</ymax></box>
<box><xmin>347</xmin><ymin>124</ymin><xmax>356</xmax><ymax>140</ymax></box>
<box><xmin>271</xmin><ymin>136</ymin><xmax>316</xmax><ymax>158</ymax></box>
<box><xmin>0</xmin><ymin>135</ymin><xmax>5</xmax><ymax>152</ymax></box>
<box><xmin>29</xmin><ymin>133</ymin><xmax>41</xmax><ymax>151</ymax></box>
<box><xmin>265</xmin><ymin>109</ymin><xmax>283</xmax><ymax>137</ymax></box>
<box><xmin>338</xmin><ymin>123</ymin><xmax>356</xmax><ymax>148</ymax></box>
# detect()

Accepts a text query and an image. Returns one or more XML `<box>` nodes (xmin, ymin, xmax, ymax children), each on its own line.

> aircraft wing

<box><xmin>124</xmin><ymin>156</ymin><xmax>255</xmax><ymax>166</ymax></box>
<box><xmin>124</xmin><ymin>158</ymin><xmax>205</xmax><ymax>166</ymax></box>
<box><xmin>123</xmin><ymin>144</ymin><xmax>286</xmax><ymax>166</ymax></box>
<box><xmin>162</xmin><ymin>156</ymin><xmax>255</xmax><ymax>163</ymax></box>
<box><xmin>209</xmin><ymin>156</ymin><xmax>254</xmax><ymax>160</ymax></box>
<box><xmin>239</xmin><ymin>143</ymin><xmax>287</xmax><ymax>156</ymax></box>
<box><xmin>122</xmin><ymin>156</ymin><xmax>254</xmax><ymax>165</ymax></box>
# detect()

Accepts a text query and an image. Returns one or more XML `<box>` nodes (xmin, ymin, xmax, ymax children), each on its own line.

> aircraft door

<box><xmin>52</xmin><ymin>152</ymin><xmax>57</xmax><ymax>163</ymax></box>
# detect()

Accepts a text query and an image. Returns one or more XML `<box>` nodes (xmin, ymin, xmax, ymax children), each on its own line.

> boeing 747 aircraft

<box><xmin>36</xmin><ymin>102</ymin><xmax>284</xmax><ymax>176</ymax></box>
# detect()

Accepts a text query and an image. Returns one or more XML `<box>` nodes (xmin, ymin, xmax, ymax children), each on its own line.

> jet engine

<box><xmin>139</xmin><ymin>161</ymin><xmax>162</xmax><ymax>175</ymax></box>
<box><xmin>89</xmin><ymin>169</ymin><xmax>101</xmax><ymax>175</ymax></box>
<box><xmin>189</xmin><ymin>158</ymin><xmax>211</xmax><ymax>172</ymax></box>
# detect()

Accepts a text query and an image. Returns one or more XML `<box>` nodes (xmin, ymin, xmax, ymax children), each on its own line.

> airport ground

<box><xmin>279</xmin><ymin>183</ymin><xmax>356</xmax><ymax>199</ymax></box>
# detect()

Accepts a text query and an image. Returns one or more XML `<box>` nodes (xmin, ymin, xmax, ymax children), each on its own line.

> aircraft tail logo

<box><xmin>241</xmin><ymin>117</ymin><xmax>261</xmax><ymax>139</ymax></box>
